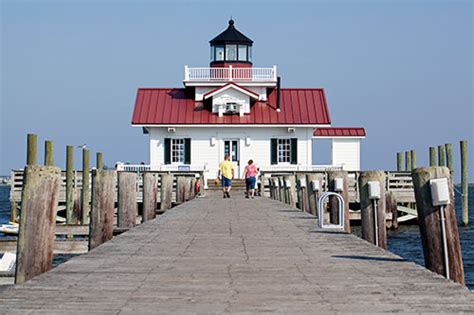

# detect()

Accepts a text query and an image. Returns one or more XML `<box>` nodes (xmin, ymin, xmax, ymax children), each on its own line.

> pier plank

<box><xmin>1</xmin><ymin>191</ymin><xmax>473</xmax><ymax>313</ymax></box>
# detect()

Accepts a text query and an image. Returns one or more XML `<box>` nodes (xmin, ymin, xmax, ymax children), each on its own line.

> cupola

<box><xmin>209</xmin><ymin>19</ymin><xmax>253</xmax><ymax>68</ymax></box>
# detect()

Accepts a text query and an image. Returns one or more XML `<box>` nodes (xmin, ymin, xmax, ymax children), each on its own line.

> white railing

<box><xmin>184</xmin><ymin>65</ymin><xmax>277</xmax><ymax>82</ymax></box>
<box><xmin>116</xmin><ymin>163</ymin><xmax>209</xmax><ymax>173</ymax></box>
<box><xmin>260</xmin><ymin>165</ymin><xmax>344</xmax><ymax>173</ymax></box>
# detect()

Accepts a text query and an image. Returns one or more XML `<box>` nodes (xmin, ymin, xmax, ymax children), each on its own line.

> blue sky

<box><xmin>1</xmin><ymin>0</ymin><xmax>472</xmax><ymax>182</ymax></box>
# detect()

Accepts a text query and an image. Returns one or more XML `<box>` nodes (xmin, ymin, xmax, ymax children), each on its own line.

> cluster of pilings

<box><xmin>13</xmin><ymin>133</ymin><xmax>202</xmax><ymax>285</ymax></box>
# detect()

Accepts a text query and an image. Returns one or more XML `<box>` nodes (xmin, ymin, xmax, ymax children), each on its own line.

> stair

<box><xmin>207</xmin><ymin>179</ymin><xmax>247</xmax><ymax>191</ymax></box>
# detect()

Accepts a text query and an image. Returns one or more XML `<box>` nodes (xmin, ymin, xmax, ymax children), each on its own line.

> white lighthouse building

<box><xmin>131</xmin><ymin>20</ymin><xmax>365</xmax><ymax>177</ymax></box>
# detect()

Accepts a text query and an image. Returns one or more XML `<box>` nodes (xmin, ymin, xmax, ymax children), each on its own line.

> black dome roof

<box><xmin>210</xmin><ymin>19</ymin><xmax>253</xmax><ymax>45</ymax></box>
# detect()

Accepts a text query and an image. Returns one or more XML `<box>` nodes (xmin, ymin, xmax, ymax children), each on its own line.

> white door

<box><xmin>223</xmin><ymin>139</ymin><xmax>240</xmax><ymax>177</ymax></box>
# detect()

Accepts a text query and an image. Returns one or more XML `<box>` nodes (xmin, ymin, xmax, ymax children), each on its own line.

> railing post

<box><xmin>273</xmin><ymin>65</ymin><xmax>277</xmax><ymax>81</ymax></box>
<box><xmin>184</xmin><ymin>65</ymin><xmax>189</xmax><ymax>81</ymax></box>
<box><xmin>229</xmin><ymin>65</ymin><xmax>233</xmax><ymax>81</ymax></box>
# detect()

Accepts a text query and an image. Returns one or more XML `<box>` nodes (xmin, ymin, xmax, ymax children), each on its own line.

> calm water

<box><xmin>1</xmin><ymin>185</ymin><xmax>473</xmax><ymax>289</ymax></box>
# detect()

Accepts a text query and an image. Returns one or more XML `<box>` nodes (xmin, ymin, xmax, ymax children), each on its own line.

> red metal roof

<box><xmin>131</xmin><ymin>88</ymin><xmax>331</xmax><ymax>125</ymax></box>
<box><xmin>313</xmin><ymin>127</ymin><xmax>366</xmax><ymax>137</ymax></box>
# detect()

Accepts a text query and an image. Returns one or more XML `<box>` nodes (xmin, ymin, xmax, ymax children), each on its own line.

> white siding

<box><xmin>212</xmin><ymin>89</ymin><xmax>250</xmax><ymax>113</ymax></box>
<box><xmin>149</xmin><ymin>127</ymin><xmax>313</xmax><ymax>177</ymax></box>
<box><xmin>331</xmin><ymin>139</ymin><xmax>361</xmax><ymax>171</ymax></box>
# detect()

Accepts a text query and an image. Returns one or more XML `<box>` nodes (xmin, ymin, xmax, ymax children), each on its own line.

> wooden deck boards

<box><xmin>0</xmin><ymin>192</ymin><xmax>473</xmax><ymax>314</ymax></box>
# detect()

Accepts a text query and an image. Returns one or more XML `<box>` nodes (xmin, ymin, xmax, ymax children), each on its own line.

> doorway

<box><xmin>223</xmin><ymin>139</ymin><xmax>240</xmax><ymax>177</ymax></box>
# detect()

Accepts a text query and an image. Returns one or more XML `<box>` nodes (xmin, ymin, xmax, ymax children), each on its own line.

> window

<box><xmin>238</xmin><ymin>45</ymin><xmax>247</xmax><ymax>61</ymax></box>
<box><xmin>210</xmin><ymin>46</ymin><xmax>215</xmax><ymax>61</ymax></box>
<box><xmin>226</xmin><ymin>44</ymin><xmax>237</xmax><ymax>61</ymax></box>
<box><xmin>171</xmin><ymin>139</ymin><xmax>185</xmax><ymax>163</ymax></box>
<box><xmin>248</xmin><ymin>46</ymin><xmax>252</xmax><ymax>62</ymax></box>
<box><xmin>215</xmin><ymin>46</ymin><xmax>224</xmax><ymax>61</ymax></box>
<box><xmin>277</xmin><ymin>139</ymin><xmax>291</xmax><ymax>163</ymax></box>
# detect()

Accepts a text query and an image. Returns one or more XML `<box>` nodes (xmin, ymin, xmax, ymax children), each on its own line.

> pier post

<box><xmin>410</xmin><ymin>150</ymin><xmax>416</xmax><ymax>170</ymax></box>
<box><xmin>438</xmin><ymin>145</ymin><xmax>445</xmax><ymax>166</ymax></box>
<box><xmin>15</xmin><ymin>165</ymin><xmax>62</xmax><ymax>284</ymax></box>
<box><xmin>26</xmin><ymin>133</ymin><xmax>37</xmax><ymax>166</ymax></box>
<box><xmin>397</xmin><ymin>152</ymin><xmax>403</xmax><ymax>171</ymax></box>
<box><xmin>143</xmin><ymin>172</ymin><xmax>158</xmax><ymax>222</ymax></box>
<box><xmin>282</xmin><ymin>175</ymin><xmax>291</xmax><ymax>204</ymax></box>
<box><xmin>359</xmin><ymin>171</ymin><xmax>387</xmax><ymax>248</ymax></box>
<box><xmin>9</xmin><ymin>200</ymin><xmax>17</xmax><ymax>223</ymax></box>
<box><xmin>66</xmin><ymin>145</ymin><xmax>75</xmax><ymax>224</ymax></box>
<box><xmin>445</xmin><ymin>143</ymin><xmax>453</xmax><ymax>182</ymax></box>
<box><xmin>385</xmin><ymin>191</ymin><xmax>398</xmax><ymax>230</ymax></box>
<box><xmin>160</xmin><ymin>173</ymin><xmax>173</xmax><ymax>210</ymax></box>
<box><xmin>272</xmin><ymin>177</ymin><xmax>280</xmax><ymax>201</ymax></box>
<box><xmin>44</xmin><ymin>140</ymin><xmax>54</xmax><ymax>166</ymax></box>
<box><xmin>306</xmin><ymin>173</ymin><xmax>323</xmax><ymax>215</ymax></box>
<box><xmin>405</xmin><ymin>151</ymin><xmax>411</xmax><ymax>171</ymax></box>
<box><xmin>460</xmin><ymin>140</ymin><xmax>469</xmax><ymax>226</ymax></box>
<box><xmin>429</xmin><ymin>147</ymin><xmax>437</xmax><ymax>166</ymax></box>
<box><xmin>296</xmin><ymin>174</ymin><xmax>309</xmax><ymax>212</ymax></box>
<box><xmin>412</xmin><ymin>167</ymin><xmax>464</xmax><ymax>285</ymax></box>
<box><xmin>185</xmin><ymin>177</ymin><xmax>194</xmax><ymax>201</ymax></box>
<box><xmin>278</xmin><ymin>176</ymin><xmax>285</xmax><ymax>203</ymax></box>
<box><xmin>176</xmin><ymin>176</ymin><xmax>187</xmax><ymax>204</ymax></box>
<box><xmin>327</xmin><ymin>171</ymin><xmax>350</xmax><ymax>232</ymax></box>
<box><xmin>96</xmin><ymin>152</ymin><xmax>103</xmax><ymax>170</ymax></box>
<box><xmin>81</xmin><ymin>149</ymin><xmax>90</xmax><ymax>224</ymax></box>
<box><xmin>118</xmin><ymin>172</ymin><xmax>138</xmax><ymax>228</ymax></box>
<box><xmin>89</xmin><ymin>170</ymin><xmax>116</xmax><ymax>250</ymax></box>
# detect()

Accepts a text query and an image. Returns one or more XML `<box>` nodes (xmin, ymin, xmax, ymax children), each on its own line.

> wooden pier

<box><xmin>1</xmin><ymin>191</ymin><xmax>472</xmax><ymax>313</ymax></box>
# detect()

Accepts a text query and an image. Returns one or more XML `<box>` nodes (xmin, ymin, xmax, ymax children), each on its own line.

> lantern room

<box><xmin>209</xmin><ymin>19</ymin><xmax>253</xmax><ymax>68</ymax></box>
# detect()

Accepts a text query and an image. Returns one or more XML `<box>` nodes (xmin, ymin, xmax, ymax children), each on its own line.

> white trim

<box><xmin>203</xmin><ymin>84</ymin><xmax>259</xmax><ymax>100</ymax></box>
<box><xmin>134</xmin><ymin>124</ymin><xmax>331</xmax><ymax>128</ymax></box>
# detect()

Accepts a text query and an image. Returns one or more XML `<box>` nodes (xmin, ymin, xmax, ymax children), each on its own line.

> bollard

<box><xmin>81</xmin><ymin>149</ymin><xmax>90</xmax><ymax>224</ymax></box>
<box><xmin>176</xmin><ymin>176</ymin><xmax>187</xmax><ymax>204</ymax></box>
<box><xmin>89</xmin><ymin>170</ymin><xmax>116</xmax><ymax>250</ymax></box>
<box><xmin>359</xmin><ymin>171</ymin><xmax>387</xmax><ymax>249</ymax></box>
<box><xmin>306</xmin><ymin>173</ymin><xmax>323</xmax><ymax>216</ymax></box>
<box><xmin>296</xmin><ymin>175</ymin><xmax>309</xmax><ymax>212</ymax></box>
<box><xmin>143</xmin><ymin>172</ymin><xmax>158</xmax><ymax>222</ymax></box>
<box><xmin>16</xmin><ymin>166</ymin><xmax>62</xmax><ymax>284</ymax></box>
<box><xmin>160</xmin><ymin>173</ymin><xmax>173</xmax><ymax>210</ymax></box>
<box><xmin>412</xmin><ymin>167</ymin><xmax>464</xmax><ymax>285</ymax></box>
<box><xmin>66</xmin><ymin>145</ymin><xmax>75</xmax><ymax>224</ymax></box>
<box><xmin>44</xmin><ymin>140</ymin><xmax>54</xmax><ymax>166</ymax></box>
<box><xmin>118</xmin><ymin>172</ymin><xmax>138</xmax><ymax>228</ymax></box>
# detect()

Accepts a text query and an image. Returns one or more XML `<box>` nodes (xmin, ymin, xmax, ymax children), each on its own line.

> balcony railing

<box><xmin>184</xmin><ymin>65</ymin><xmax>277</xmax><ymax>82</ymax></box>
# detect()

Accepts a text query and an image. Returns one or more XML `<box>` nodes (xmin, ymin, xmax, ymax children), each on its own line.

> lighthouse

<box><xmin>131</xmin><ymin>20</ymin><xmax>365</xmax><ymax>177</ymax></box>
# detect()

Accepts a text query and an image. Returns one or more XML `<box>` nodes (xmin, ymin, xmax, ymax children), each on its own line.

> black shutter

<box><xmin>271</xmin><ymin>138</ymin><xmax>278</xmax><ymax>165</ymax></box>
<box><xmin>164</xmin><ymin>138</ymin><xmax>171</xmax><ymax>165</ymax></box>
<box><xmin>290</xmin><ymin>138</ymin><xmax>297</xmax><ymax>164</ymax></box>
<box><xmin>184</xmin><ymin>138</ymin><xmax>191</xmax><ymax>164</ymax></box>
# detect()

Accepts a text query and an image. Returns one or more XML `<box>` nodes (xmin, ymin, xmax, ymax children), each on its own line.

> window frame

<box><xmin>170</xmin><ymin>138</ymin><xmax>185</xmax><ymax>164</ymax></box>
<box><xmin>277</xmin><ymin>138</ymin><xmax>292</xmax><ymax>164</ymax></box>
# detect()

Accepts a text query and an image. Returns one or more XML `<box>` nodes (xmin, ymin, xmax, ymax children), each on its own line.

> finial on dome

<box><xmin>228</xmin><ymin>18</ymin><xmax>234</xmax><ymax>27</ymax></box>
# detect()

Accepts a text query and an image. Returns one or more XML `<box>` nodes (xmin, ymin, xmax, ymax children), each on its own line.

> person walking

<box><xmin>218</xmin><ymin>154</ymin><xmax>234</xmax><ymax>199</ymax></box>
<box><xmin>242</xmin><ymin>159</ymin><xmax>257</xmax><ymax>199</ymax></box>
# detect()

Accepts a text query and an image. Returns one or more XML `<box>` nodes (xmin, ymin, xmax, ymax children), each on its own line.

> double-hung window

<box><xmin>271</xmin><ymin>138</ymin><xmax>297</xmax><ymax>165</ymax></box>
<box><xmin>171</xmin><ymin>139</ymin><xmax>185</xmax><ymax>163</ymax></box>
<box><xmin>277</xmin><ymin>139</ymin><xmax>291</xmax><ymax>163</ymax></box>
<box><xmin>164</xmin><ymin>138</ymin><xmax>191</xmax><ymax>165</ymax></box>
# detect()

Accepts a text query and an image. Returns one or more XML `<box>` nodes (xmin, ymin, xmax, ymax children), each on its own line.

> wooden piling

<box><xmin>385</xmin><ymin>191</ymin><xmax>398</xmax><ymax>230</ymax></box>
<box><xmin>405</xmin><ymin>151</ymin><xmax>412</xmax><ymax>171</ymax></box>
<box><xmin>176</xmin><ymin>176</ymin><xmax>187</xmax><ymax>204</ymax></box>
<box><xmin>411</xmin><ymin>167</ymin><xmax>464</xmax><ymax>285</ymax></box>
<box><xmin>411</xmin><ymin>150</ymin><xmax>416</xmax><ymax>170</ymax></box>
<box><xmin>429</xmin><ymin>147</ymin><xmax>437</xmax><ymax>167</ymax></box>
<box><xmin>445</xmin><ymin>143</ymin><xmax>453</xmax><ymax>181</ymax></box>
<box><xmin>89</xmin><ymin>170</ymin><xmax>116</xmax><ymax>251</ymax></box>
<box><xmin>185</xmin><ymin>177</ymin><xmax>194</xmax><ymax>201</ymax></box>
<box><xmin>460</xmin><ymin>140</ymin><xmax>469</xmax><ymax>226</ymax></box>
<box><xmin>296</xmin><ymin>174</ymin><xmax>309</xmax><ymax>212</ymax></box>
<box><xmin>118</xmin><ymin>172</ymin><xmax>137</xmax><ymax>228</ymax></box>
<box><xmin>66</xmin><ymin>145</ymin><xmax>74</xmax><ymax>224</ymax></box>
<box><xmin>278</xmin><ymin>176</ymin><xmax>285</xmax><ymax>203</ymax></box>
<box><xmin>72</xmin><ymin>187</ymin><xmax>82</xmax><ymax>224</ymax></box>
<box><xmin>26</xmin><ymin>133</ymin><xmax>37</xmax><ymax>165</ymax></box>
<box><xmin>438</xmin><ymin>145</ymin><xmax>445</xmax><ymax>166</ymax></box>
<box><xmin>359</xmin><ymin>171</ymin><xmax>387</xmax><ymax>249</ymax></box>
<box><xmin>15</xmin><ymin>165</ymin><xmax>62</xmax><ymax>284</ymax></box>
<box><xmin>327</xmin><ymin>171</ymin><xmax>350</xmax><ymax>232</ymax></box>
<box><xmin>96</xmin><ymin>152</ymin><xmax>103</xmax><ymax>170</ymax></box>
<box><xmin>9</xmin><ymin>200</ymin><xmax>17</xmax><ymax>223</ymax></box>
<box><xmin>143</xmin><ymin>172</ymin><xmax>158</xmax><ymax>222</ymax></box>
<box><xmin>306</xmin><ymin>173</ymin><xmax>323</xmax><ymax>216</ymax></box>
<box><xmin>81</xmin><ymin>149</ymin><xmax>90</xmax><ymax>224</ymax></box>
<box><xmin>397</xmin><ymin>152</ymin><xmax>403</xmax><ymax>171</ymax></box>
<box><xmin>44</xmin><ymin>140</ymin><xmax>54</xmax><ymax>166</ymax></box>
<box><xmin>160</xmin><ymin>173</ymin><xmax>173</xmax><ymax>210</ymax></box>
